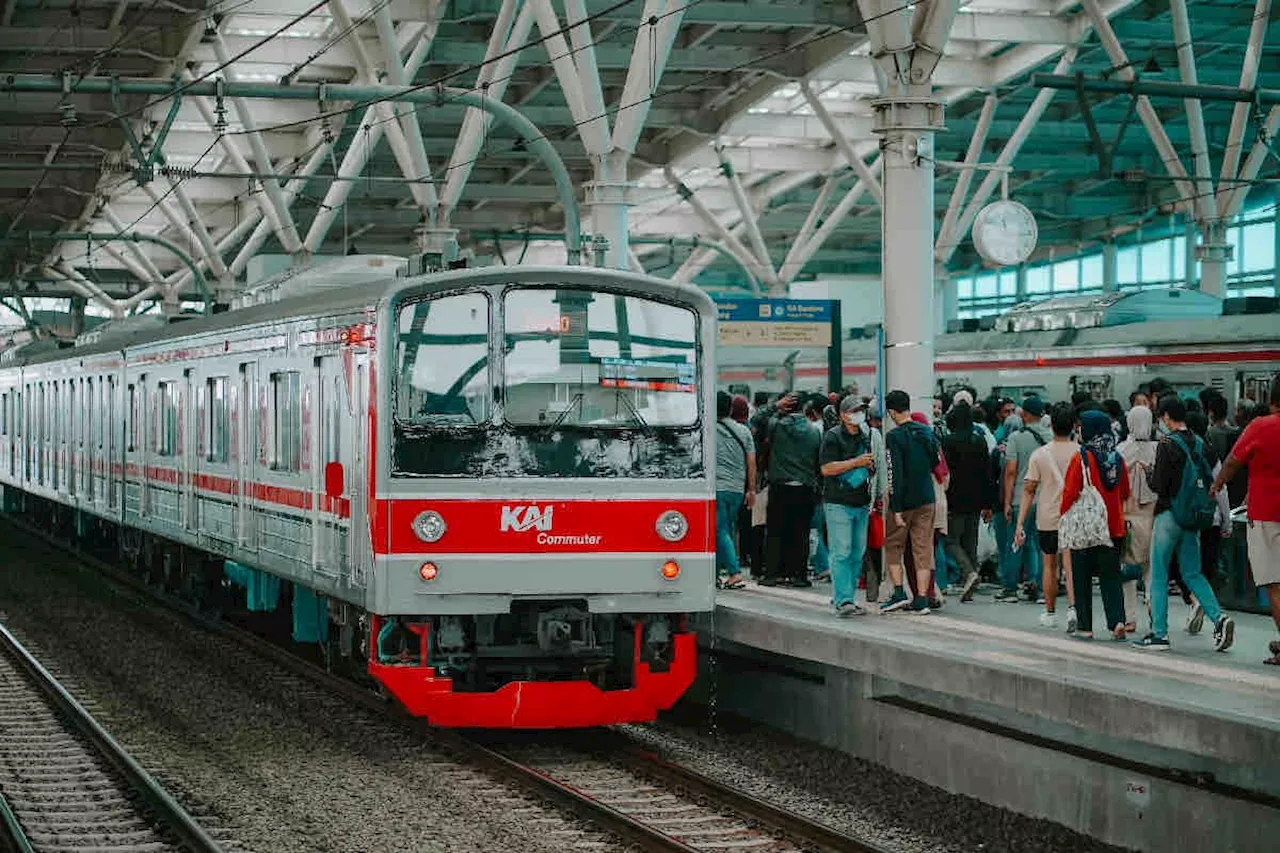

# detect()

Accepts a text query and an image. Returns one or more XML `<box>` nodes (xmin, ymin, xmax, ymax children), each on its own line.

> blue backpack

<box><xmin>1169</xmin><ymin>433</ymin><xmax>1216</xmax><ymax>531</ymax></box>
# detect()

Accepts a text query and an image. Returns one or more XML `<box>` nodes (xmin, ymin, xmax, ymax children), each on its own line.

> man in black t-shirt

<box><xmin>819</xmin><ymin>396</ymin><xmax>884</xmax><ymax>616</ymax></box>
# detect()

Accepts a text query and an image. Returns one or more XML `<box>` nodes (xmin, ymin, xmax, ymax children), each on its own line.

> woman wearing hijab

<box><xmin>1060</xmin><ymin>410</ymin><xmax>1131</xmax><ymax>639</ymax></box>
<box><xmin>1117</xmin><ymin>405</ymin><xmax>1159</xmax><ymax>633</ymax></box>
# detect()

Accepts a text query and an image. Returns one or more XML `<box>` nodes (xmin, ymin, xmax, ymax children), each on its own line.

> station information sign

<box><xmin>715</xmin><ymin>298</ymin><xmax>835</xmax><ymax>347</ymax></box>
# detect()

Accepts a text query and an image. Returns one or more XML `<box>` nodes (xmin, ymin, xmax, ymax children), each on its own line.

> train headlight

<box><xmin>655</xmin><ymin>510</ymin><xmax>688</xmax><ymax>543</ymax></box>
<box><xmin>412</xmin><ymin>510</ymin><xmax>447</xmax><ymax>543</ymax></box>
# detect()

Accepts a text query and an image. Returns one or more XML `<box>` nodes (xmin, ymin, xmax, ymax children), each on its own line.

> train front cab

<box><xmin>365</xmin><ymin>268</ymin><xmax>715</xmax><ymax>728</ymax></box>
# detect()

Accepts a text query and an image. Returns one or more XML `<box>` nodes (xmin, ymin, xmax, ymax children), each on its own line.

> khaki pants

<box><xmin>885</xmin><ymin>504</ymin><xmax>936</xmax><ymax>573</ymax></box>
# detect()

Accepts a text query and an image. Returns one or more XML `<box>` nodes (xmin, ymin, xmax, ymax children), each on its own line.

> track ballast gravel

<box><xmin>0</xmin><ymin>527</ymin><xmax>615</xmax><ymax>853</ymax></box>
<box><xmin>619</xmin><ymin>715</ymin><xmax>1134</xmax><ymax>853</ymax></box>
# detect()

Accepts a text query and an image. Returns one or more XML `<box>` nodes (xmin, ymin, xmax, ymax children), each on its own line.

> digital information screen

<box><xmin>598</xmin><ymin>357</ymin><xmax>696</xmax><ymax>393</ymax></box>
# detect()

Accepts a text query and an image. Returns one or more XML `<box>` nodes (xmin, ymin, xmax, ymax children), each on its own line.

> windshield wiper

<box><xmin>614</xmin><ymin>390</ymin><xmax>651</xmax><ymax>432</ymax></box>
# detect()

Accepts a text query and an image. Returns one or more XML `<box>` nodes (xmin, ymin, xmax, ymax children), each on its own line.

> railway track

<box><xmin>464</xmin><ymin>730</ymin><xmax>891</xmax><ymax>853</ymax></box>
<box><xmin>0</xmin><ymin>515</ymin><xmax>890</xmax><ymax>853</ymax></box>
<box><xmin>0</xmin><ymin>620</ymin><xmax>225</xmax><ymax>853</ymax></box>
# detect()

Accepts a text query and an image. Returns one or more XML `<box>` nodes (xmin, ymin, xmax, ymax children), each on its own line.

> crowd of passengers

<box><xmin>713</xmin><ymin>375</ymin><xmax>1280</xmax><ymax>664</ymax></box>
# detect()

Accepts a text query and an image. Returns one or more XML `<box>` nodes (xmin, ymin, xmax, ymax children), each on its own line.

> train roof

<box><xmin>995</xmin><ymin>288</ymin><xmax>1222</xmax><ymax>332</ymax></box>
<box><xmin>5</xmin><ymin>263</ymin><xmax>716</xmax><ymax>369</ymax></box>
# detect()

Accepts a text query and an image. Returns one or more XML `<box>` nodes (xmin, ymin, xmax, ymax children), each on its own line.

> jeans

<box><xmin>810</xmin><ymin>503</ymin><xmax>830</xmax><ymax>574</ymax></box>
<box><xmin>935</xmin><ymin>537</ymin><xmax>954</xmax><ymax>589</ymax></box>
<box><xmin>765</xmin><ymin>484</ymin><xmax>818</xmax><ymax>582</ymax></box>
<box><xmin>999</xmin><ymin>506</ymin><xmax>1041</xmax><ymax>593</ymax></box>
<box><xmin>715</xmin><ymin>490</ymin><xmax>745</xmax><ymax>576</ymax></box>
<box><xmin>1150</xmin><ymin>510</ymin><xmax>1224</xmax><ymax>639</ymax></box>
<box><xmin>825</xmin><ymin>503</ymin><xmax>870</xmax><ymax>608</ymax></box>
<box><xmin>1071</xmin><ymin>543</ymin><xmax>1126</xmax><ymax>633</ymax></box>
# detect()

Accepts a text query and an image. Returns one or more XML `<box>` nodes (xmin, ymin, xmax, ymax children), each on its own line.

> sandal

<box><xmin>1125</xmin><ymin>622</ymin><xmax>1138</xmax><ymax>634</ymax></box>
<box><xmin>1112</xmin><ymin>626</ymin><xmax>1128</xmax><ymax>641</ymax></box>
<box><xmin>719</xmin><ymin>574</ymin><xmax>746</xmax><ymax>590</ymax></box>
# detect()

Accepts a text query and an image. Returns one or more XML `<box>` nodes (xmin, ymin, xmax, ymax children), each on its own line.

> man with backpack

<box><xmin>1136</xmin><ymin>395</ymin><xmax>1235</xmax><ymax>651</ymax></box>
<box><xmin>881</xmin><ymin>390</ymin><xmax>940</xmax><ymax>614</ymax></box>
<box><xmin>715</xmin><ymin>391</ymin><xmax>756</xmax><ymax>589</ymax></box>
<box><xmin>996</xmin><ymin>397</ymin><xmax>1052</xmax><ymax>603</ymax></box>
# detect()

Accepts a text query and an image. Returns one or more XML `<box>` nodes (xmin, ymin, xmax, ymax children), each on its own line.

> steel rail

<box><xmin>596</xmin><ymin>730</ymin><xmax>893</xmax><ymax>853</ymax></box>
<box><xmin>0</xmin><ymin>619</ymin><xmax>226</xmax><ymax>853</ymax></box>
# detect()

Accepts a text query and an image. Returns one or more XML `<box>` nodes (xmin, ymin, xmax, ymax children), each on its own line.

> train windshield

<box><xmin>391</xmin><ymin>284</ymin><xmax>704</xmax><ymax>479</ymax></box>
<box><xmin>502</xmin><ymin>288</ymin><xmax>697</xmax><ymax>428</ymax></box>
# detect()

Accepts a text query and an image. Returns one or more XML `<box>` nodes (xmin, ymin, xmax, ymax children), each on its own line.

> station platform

<box><xmin>691</xmin><ymin>581</ymin><xmax>1280</xmax><ymax>853</ymax></box>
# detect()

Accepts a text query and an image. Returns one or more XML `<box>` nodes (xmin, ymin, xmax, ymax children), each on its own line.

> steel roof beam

<box><xmin>936</xmin><ymin>92</ymin><xmax>997</xmax><ymax>254</ymax></box>
<box><xmin>374</xmin><ymin>3</ymin><xmax>443</xmax><ymax>227</ymax></box>
<box><xmin>800</xmin><ymin>81</ymin><xmax>882</xmax><ymax>204</ymax></box>
<box><xmin>936</xmin><ymin>48</ymin><xmax>1075</xmax><ymax>266</ymax></box>
<box><xmin>1217</xmin><ymin>0</ymin><xmax>1272</xmax><ymax>213</ymax></box>
<box><xmin>1168</xmin><ymin>0</ymin><xmax>1217</xmax><ymax>224</ymax></box>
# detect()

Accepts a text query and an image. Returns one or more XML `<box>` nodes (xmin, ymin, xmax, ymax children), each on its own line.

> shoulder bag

<box><xmin>1058</xmin><ymin>451</ymin><xmax>1113</xmax><ymax>551</ymax></box>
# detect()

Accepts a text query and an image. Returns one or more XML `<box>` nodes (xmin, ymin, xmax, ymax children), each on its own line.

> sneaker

<box><xmin>928</xmin><ymin>597</ymin><xmax>944</xmax><ymax>611</ymax></box>
<box><xmin>790</xmin><ymin>578</ymin><xmax>813</xmax><ymax>589</ymax></box>
<box><xmin>960</xmin><ymin>573</ymin><xmax>980</xmax><ymax>603</ymax></box>
<box><xmin>812</xmin><ymin>571</ymin><xmax>832</xmax><ymax>584</ymax></box>
<box><xmin>1066</xmin><ymin>607</ymin><xmax>1078</xmax><ymax>635</ymax></box>
<box><xmin>1186</xmin><ymin>603</ymin><xmax>1205</xmax><ymax>635</ymax></box>
<box><xmin>1213</xmin><ymin>616</ymin><xmax>1235</xmax><ymax>652</ymax></box>
<box><xmin>1020</xmin><ymin>582</ymin><xmax>1038</xmax><ymax>602</ymax></box>
<box><xmin>757</xmin><ymin>577</ymin><xmax>780</xmax><ymax>587</ymax></box>
<box><xmin>1133</xmin><ymin>633</ymin><xmax>1171</xmax><ymax>650</ymax></box>
<box><xmin>909</xmin><ymin>596</ymin><xmax>931</xmax><ymax>615</ymax></box>
<box><xmin>836</xmin><ymin>601</ymin><xmax>866</xmax><ymax>617</ymax></box>
<box><xmin>1038</xmin><ymin>610</ymin><xmax>1058</xmax><ymax>629</ymax></box>
<box><xmin>993</xmin><ymin>588</ymin><xmax>1020</xmax><ymax>603</ymax></box>
<box><xmin>880</xmin><ymin>588</ymin><xmax>911</xmax><ymax>613</ymax></box>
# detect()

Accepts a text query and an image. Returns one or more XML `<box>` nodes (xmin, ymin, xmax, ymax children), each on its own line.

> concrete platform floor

<box><xmin>724</xmin><ymin>578</ymin><xmax>1280</xmax><ymax>711</ymax></box>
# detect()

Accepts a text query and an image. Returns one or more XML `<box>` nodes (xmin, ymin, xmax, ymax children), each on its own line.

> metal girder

<box><xmin>1032</xmin><ymin>74</ymin><xmax>1280</xmax><ymax>107</ymax></box>
<box><xmin>1071</xmin><ymin>73</ymin><xmax>1140</xmax><ymax>178</ymax></box>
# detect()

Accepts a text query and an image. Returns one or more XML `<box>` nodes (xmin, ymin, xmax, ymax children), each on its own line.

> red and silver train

<box><xmin>721</xmin><ymin>292</ymin><xmax>1280</xmax><ymax>408</ymax></box>
<box><xmin>0</xmin><ymin>261</ymin><xmax>716</xmax><ymax>728</ymax></box>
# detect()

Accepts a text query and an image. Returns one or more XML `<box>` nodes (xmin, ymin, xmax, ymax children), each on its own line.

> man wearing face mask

<box><xmin>819</xmin><ymin>396</ymin><xmax>886</xmax><ymax>615</ymax></box>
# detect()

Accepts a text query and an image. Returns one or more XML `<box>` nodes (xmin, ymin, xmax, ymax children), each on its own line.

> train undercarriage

<box><xmin>3</xmin><ymin>489</ymin><xmax>696</xmax><ymax>728</ymax></box>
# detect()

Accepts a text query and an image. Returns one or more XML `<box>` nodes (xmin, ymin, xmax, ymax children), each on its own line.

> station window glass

<box><xmin>1051</xmin><ymin>258</ymin><xmax>1079</xmax><ymax>292</ymax></box>
<box><xmin>1025</xmin><ymin>265</ymin><xmax>1050</xmax><ymax>294</ymax></box>
<box><xmin>1116</xmin><ymin>246</ymin><xmax>1139</xmax><ymax>284</ymax></box>
<box><xmin>1172</xmin><ymin>235</ymin><xmax>1188</xmax><ymax>282</ymax></box>
<box><xmin>269</xmin><ymin>371</ymin><xmax>302</xmax><ymax>473</ymax></box>
<box><xmin>1239</xmin><ymin>220</ymin><xmax>1273</xmax><ymax>273</ymax></box>
<box><xmin>1141</xmin><ymin>240</ymin><xmax>1171</xmax><ymax>283</ymax></box>
<box><xmin>973</xmin><ymin>273</ymin><xmax>998</xmax><ymax>299</ymax></box>
<box><xmin>1080</xmin><ymin>254</ymin><xmax>1103</xmax><ymax>287</ymax></box>
<box><xmin>156</xmin><ymin>381</ymin><xmax>178</xmax><ymax>457</ymax></box>
<box><xmin>206</xmin><ymin>376</ymin><xmax>230</xmax><ymax>464</ymax></box>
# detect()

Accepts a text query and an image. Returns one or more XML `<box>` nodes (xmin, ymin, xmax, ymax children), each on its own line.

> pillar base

<box><xmin>583</xmin><ymin>178</ymin><xmax>633</xmax><ymax>270</ymax></box>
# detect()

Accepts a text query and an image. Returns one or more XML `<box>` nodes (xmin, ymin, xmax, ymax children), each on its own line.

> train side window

<box><xmin>206</xmin><ymin>376</ymin><xmax>230</xmax><ymax>464</ymax></box>
<box><xmin>269</xmin><ymin>371</ymin><xmax>301</xmax><ymax>473</ymax></box>
<box><xmin>157</xmin><ymin>380</ymin><xmax>178</xmax><ymax>457</ymax></box>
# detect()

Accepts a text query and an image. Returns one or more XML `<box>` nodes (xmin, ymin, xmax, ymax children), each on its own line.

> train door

<box><xmin>107</xmin><ymin>375</ymin><xmax>119</xmax><ymax>514</ymax></box>
<box><xmin>181</xmin><ymin>369</ymin><xmax>195</xmax><ymax>531</ymax></box>
<box><xmin>314</xmin><ymin>354</ymin><xmax>351</xmax><ymax>582</ymax></box>
<box><xmin>347</xmin><ymin>355</ymin><xmax>370</xmax><ymax>588</ymax></box>
<box><xmin>236</xmin><ymin>361</ymin><xmax>257</xmax><ymax>550</ymax></box>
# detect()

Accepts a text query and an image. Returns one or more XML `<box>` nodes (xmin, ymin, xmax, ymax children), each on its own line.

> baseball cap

<box><xmin>1022</xmin><ymin>396</ymin><xmax>1045</xmax><ymax>417</ymax></box>
<box><xmin>840</xmin><ymin>395</ymin><xmax>867</xmax><ymax>414</ymax></box>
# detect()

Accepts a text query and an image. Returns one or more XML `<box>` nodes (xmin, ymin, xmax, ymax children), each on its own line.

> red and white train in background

<box><xmin>720</xmin><ymin>296</ymin><xmax>1280</xmax><ymax>409</ymax></box>
<box><xmin>0</xmin><ymin>260</ymin><xmax>716</xmax><ymax>728</ymax></box>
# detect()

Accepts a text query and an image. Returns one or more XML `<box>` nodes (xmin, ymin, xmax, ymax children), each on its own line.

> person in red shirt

<box><xmin>1212</xmin><ymin>376</ymin><xmax>1280</xmax><ymax>664</ymax></box>
<box><xmin>1061</xmin><ymin>410</ymin><xmax>1131</xmax><ymax>640</ymax></box>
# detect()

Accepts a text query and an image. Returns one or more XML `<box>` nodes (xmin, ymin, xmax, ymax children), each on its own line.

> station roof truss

<box><xmin>0</xmin><ymin>0</ymin><xmax>1278</xmax><ymax>311</ymax></box>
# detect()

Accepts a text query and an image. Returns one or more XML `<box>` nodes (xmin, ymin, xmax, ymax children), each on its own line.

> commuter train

<box><xmin>0</xmin><ymin>260</ymin><xmax>716</xmax><ymax>728</ymax></box>
<box><xmin>720</xmin><ymin>290</ymin><xmax>1280</xmax><ymax>408</ymax></box>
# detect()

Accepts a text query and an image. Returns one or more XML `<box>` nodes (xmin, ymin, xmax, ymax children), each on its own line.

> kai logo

<box><xmin>500</xmin><ymin>505</ymin><xmax>554</xmax><ymax>533</ymax></box>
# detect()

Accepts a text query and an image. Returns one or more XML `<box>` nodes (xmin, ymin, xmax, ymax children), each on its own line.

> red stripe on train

<box><xmin>375</xmin><ymin>498</ymin><xmax>714</xmax><ymax>555</ymax></box>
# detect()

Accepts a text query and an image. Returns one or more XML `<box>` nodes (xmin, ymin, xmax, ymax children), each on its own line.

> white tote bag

<box><xmin>1058</xmin><ymin>452</ymin><xmax>1113</xmax><ymax>551</ymax></box>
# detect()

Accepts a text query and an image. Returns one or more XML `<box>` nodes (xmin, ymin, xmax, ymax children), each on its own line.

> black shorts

<box><xmin>1038</xmin><ymin>530</ymin><xmax>1059</xmax><ymax>555</ymax></box>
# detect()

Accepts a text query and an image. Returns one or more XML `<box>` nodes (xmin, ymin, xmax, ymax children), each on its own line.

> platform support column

<box><xmin>1196</xmin><ymin>219</ymin><xmax>1231</xmax><ymax>299</ymax></box>
<box><xmin>936</xmin><ymin>264</ymin><xmax>957</xmax><ymax>333</ymax></box>
<box><xmin>1101</xmin><ymin>241</ymin><xmax>1117</xmax><ymax>292</ymax></box>
<box><xmin>414</xmin><ymin>226</ymin><xmax>460</xmax><ymax>272</ymax></box>
<box><xmin>874</xmin><ymin>97</ymin><xmax>945</xmax><ymax>412</ymax></box>
<box><xmin>1273</xmin><ymin>189</ymin><xmax>1280</xmax><ymax>297</ymax></box>
<box><xmin>585</xmin><ymin>152</ymin><xmax>631</xmax><ymax>269</ymax></box>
